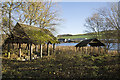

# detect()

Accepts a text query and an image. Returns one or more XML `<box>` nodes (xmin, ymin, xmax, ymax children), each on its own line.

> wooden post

<box><xmin>17</xmin><ymin>43</ymin><xmax>19</xmax><ymax>50</ymax></box>
<box><xmin>30</xmin><ymin>43</ymin><xmax>32</xmax><ymax>60</ymax></box>
<box><xmin>12</xmin><ymin>43</ymin><xmax>14</xmax><ymax>49</ymax></box>
<box><xmin>47</xmin><ymin>43</ymin><xmax>50</xmax><ymax>56</ymax></box>
<box><xmin>82</xmin><ymin>47</ymin><xmax>84</xmax><ymax>53</ymax></box>
<box><xmin>98</xmin><ymin>47</ymin><xmax>100</xmax><ymax>55</ymax></box>
<box><xmin>40</xmin><ymin>44</ymin><xmax>43</xmax><ymax>58</ymax></box>
<box><xmin>75</xmin><ymin>47</ymin><xmax>77</xmax><ymax>52</ymax></box>
<box><xmin>86</xmin><ymin>47</ymin><xmax>87</xmax><ymax>54</ymax></box>
<box><xmin>99</xmin><ymin>47</ymin><xmax>101</xmax><ymax>54</ymax></box>
<box><xmin>27</xmin><ymin>43</ymin><xmax>30</xmax><ymax>56</ymax></box>
<box><xmin>8</xmin><ymin>43</ymin><xmax>10</xmax><ymax>58</ymax></box>
<box><xmin>35</xmin><ymin>45</ymin><xmax>38</xmax><ymax>52</ymax></box>
<box><xmin>89</xmin><ymin>46</ymin><xmax>91</xmax><ymax>55</ymax></box>
<box><xmin>19</xmin><ymin>43</ymin><xmax>21</xmax><ymax>57</ymax></box>
<box><xmin>79</xmin><ymin>47</ymin><xmax>80</xmax><ymax>51</ymax></box>
<box><xmin>53</xmin><ymin>43</ymin><xmax>55</xmax><ymax>55</ymax></box>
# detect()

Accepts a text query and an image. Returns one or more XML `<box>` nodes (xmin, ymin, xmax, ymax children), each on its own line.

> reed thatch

<box><xmin>4</xmin><ymin>22</ymin><xmax>58</xmax><ymax>44</ymax></box>
<box><xmin>75</xmin><ymin>38</ymin><xmax>105</xmax><ymax>47</ymax></box>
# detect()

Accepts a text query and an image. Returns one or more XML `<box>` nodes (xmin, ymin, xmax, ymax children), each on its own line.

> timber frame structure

<box><xmin>75</xmin><ymin>38</ymin><xmax>105</xmax><ymax>54</ymax></box>
<box><xmin>3</xmin><ymin>22</ymin><xmax>58</xmax><ymax>60</ymax></box>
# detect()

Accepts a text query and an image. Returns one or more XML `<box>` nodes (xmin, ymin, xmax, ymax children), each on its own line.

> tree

<box><xmin>1</xmin><ymin>1</ymin><xmax>23</xmax><ymax>36</ymax></box>
<box><xmin>97</xmin><ymin>3</ymin><xmax>120</xmax><ymax>53</ymax></box>
<box><xmin>84</xmin><ymin>13</ymin><xmax>103</xmax><ymax>40</ymax></box>
<box><xmin>18</xmin><ymin>1</ymin><xmax>61</xmax><ymax>31</ymax></box>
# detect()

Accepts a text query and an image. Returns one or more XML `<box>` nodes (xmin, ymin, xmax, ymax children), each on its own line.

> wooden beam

<box><xmin>79</xmin><ymin>47</ymin><xmax>80</xmax><ymax>51</ymax></box>
<box><xmin>40</xmin><ymin>44</ymin><xmax>43</xmax><ymax>58</ymax></box>
<box><xmin>27</xmin><ymin>43</ymin><xmax>30</xmax><ymax>56</ymax></box>
<box><xmin>89</xmin><ymin>46</ymin><xmax>91</xmax><ymax>55</ymax></box>
<box><xmin>30</xmin><ymin>43</ymin><xmax>32</xmax><ymax>60</ymax></box>
<box><xmin>19</xmin><ymin>43</ymin><xmax>21</xmax><ymax>57</ymax></box>
<box><xmin>75</xmin><ymin>47</ymin><xmax>77</xmax><ymax>52</ymax></box>
<box><xmin>47</xmin><ymin>43</ymin><xmax>50</xmax><ymax>56</ymax></box>
<box><xmin>53</xmin><ymin>43</ymin><xmax>55</xmax><ymax>55</ymax></box>
<box><xmin>35</xmin><ymin>45</ymin><xmax>38</xmax><ymax>52</ymax></box>
<box><xmin>8</xmin><ymin>43</ymin><xmax>10</xmax><ymax>58</ymax></box>
<box><xmin>12</xmin><ymin>43</ymin><xmax>14</xmax><ymax>49</ymax></box>
<box><xmin>86</xmin><ymin>47</ymin><xmax>87</xmax><ymax>54</ymax></box>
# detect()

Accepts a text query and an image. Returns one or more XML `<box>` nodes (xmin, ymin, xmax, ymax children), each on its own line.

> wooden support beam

<box><xmin>17</xmin><ymin>43</ymin><xmax>19</xmax><ymax>50</ymax></box>
<box><xmin>19</xmin><ymin>43</ymin><xmax>21</xmax><ymax>57</ymax></box>
<box><xmin>8</xmin><ymin>43</ymin><xmax>10</xmax><ymax>58</ymax></box>
<box><xmin>12</xmin><ymin>43</ymin><xmax>14</xmax><ymax>49</ymax></box>
<box><xmin>27</xmin><ymin>43</ymin><xmax>30</xmax><ymax>56</ymax></box>
<box><xmin>30</xmin><ymin>43</ymin><xmax>32</xmax><ymax>60</ymax></box>
<box><xmin>82</xmin><ymin>47</ymin><xmax>83</xmax><ymax>54</ymax></box>
<box><xmin>89</xmin><ymin>46</ymin><xmax>91</xmax><ymax>55</ymax></box>
<box><xmin>53</xmin><ymin>43</ymin><xmax>55</xmax><ymax>55</ymax></box>
<box><xmin>79</xmin><ymin>47</ymin><xmax>80</xmax><ymax>51</ymax></box>
<box><xmin>86</xmin><ymin>47</ymin><xmax>87</xmax><ymax>54</ymax></box>
<box><xmin>40</xmin><ymin>44</ymin><xmax>43</xmax><ymax>58</ymax></box>
<box><xmin>35</xmin><ymin>45</ymin><xmax>38</xmax><ymax>52</ymax></box>
<box><xmin>47</xmin><ymin>43</ymin><xmax>50</xmax><ymax>56</ymax></box>
<box><xmin>75</xmin><ymin>47</ymin><xmax>77</xmax><ymax>52</ymax></box>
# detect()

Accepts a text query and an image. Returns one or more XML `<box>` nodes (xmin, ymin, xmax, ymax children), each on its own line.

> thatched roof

<box><xmin>4</xmin><ymin>22</ymin><xmax>58</xmax><ymax>44</ymax></box>
<box><xmin>75</xmin><ymin>38</ymin><xmax>105</xmax><ymax>47</ymax></box>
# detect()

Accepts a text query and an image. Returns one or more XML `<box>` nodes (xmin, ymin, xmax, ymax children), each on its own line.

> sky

<box><xmin>56</xmin><ymin>2</ymin><xmax>111</xmax><ymax>36</ymax></box>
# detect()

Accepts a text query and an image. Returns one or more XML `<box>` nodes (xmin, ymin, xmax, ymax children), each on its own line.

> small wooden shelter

<box><xmin>75</xmin><ymin>38</ymin><xmax>105</xmax><ymax>54</ymax></box>
<box><xmin>3</xmin><ymin>22</ymin><xmax>58</xmax><ymax>60</ymax></box>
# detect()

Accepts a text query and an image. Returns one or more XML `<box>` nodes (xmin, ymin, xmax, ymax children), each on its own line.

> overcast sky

<box><xmin>55</xmin><ymin>2</ymin><xmax>111</xmax><ymax>35</ymax></box>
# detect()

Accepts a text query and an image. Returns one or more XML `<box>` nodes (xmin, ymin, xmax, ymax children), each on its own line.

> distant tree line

<box><xmin>57</xmin><ymin>34</ymin><xmax>73</xmax><ymax>37</ymax></box>
<box><xmin>84</xmin><ymin>2</ymin><xmax>120</xmax><ymax>53</ymax></box>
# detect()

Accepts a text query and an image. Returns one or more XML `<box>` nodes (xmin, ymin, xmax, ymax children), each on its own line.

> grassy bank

<box><xmin>2</xmin><ymin>49</ymin><xmax>120</xmax><ymax>79</ymax></box>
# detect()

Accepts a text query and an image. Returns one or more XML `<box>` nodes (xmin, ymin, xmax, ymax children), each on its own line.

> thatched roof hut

<box><xmin>3</xmin><ymin>22</ymin><xmax>58</xmax><ymax>60</ymax></box>
<box><xmin>4</xmin><ymin>22</ymin><xmax>58</xmax><ymax>44</ymax></box>
<box><xmin>75</xmin><ymin>38</ymin><xmax>105</xmax><ymax>47</ymax></box>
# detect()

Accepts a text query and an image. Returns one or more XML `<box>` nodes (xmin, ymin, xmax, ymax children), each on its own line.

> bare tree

<box><xmin>84</xmin><ymin>13</ymin><xmax>103</xmax><ymax>40</ymax></box>
<box><xmin>97</xmin><ymin>3</ymin><xmax>120</xmax><ymax>53</ymax></box>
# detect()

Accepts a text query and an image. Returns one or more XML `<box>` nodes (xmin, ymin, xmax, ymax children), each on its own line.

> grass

<box><xmin>57</xmin><ymin>35</ymin><xmax>93</xmax><ymax>39</ymax></box>
<box><xmin>2</xmin><ymin>46</ymin><xmax>120</xmax><ymax>79</ymax></box>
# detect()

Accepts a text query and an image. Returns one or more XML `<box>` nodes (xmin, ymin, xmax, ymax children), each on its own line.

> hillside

<box><xmin>57</xmin><ymin>30</ymin><xmax>116</xmax><ymax>39</ymax></box>
<box><xmin>57</xmin><ymin>33</ymin><xmax>97</xmax><ymax>39</ymax></box>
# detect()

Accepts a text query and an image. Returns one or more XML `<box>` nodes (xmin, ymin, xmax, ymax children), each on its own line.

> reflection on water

<box><xmin>56</xmin><ymin>43</ymin><xmax>119</xmax><ymax>50</ymax></box>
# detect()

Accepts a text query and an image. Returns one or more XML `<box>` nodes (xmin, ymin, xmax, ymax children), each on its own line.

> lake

<box><xmin>56</xmin><ymin>43</ymin><xmax>119</xmax><ymax>50</ymax></box>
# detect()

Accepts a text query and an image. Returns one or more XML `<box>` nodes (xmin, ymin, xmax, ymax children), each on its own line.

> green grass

<box><xmin>57</xmin><ymin>35</ymin><xmax>94</xmax><ymax>39</ymax></box>
<box><xmin>2</xmin><ymin>53</ymin><xmax>120</xmax><ymax>79</ymax></box>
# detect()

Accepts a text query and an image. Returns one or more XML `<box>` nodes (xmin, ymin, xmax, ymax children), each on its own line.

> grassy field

<box><xmin>57</xmin><ymin>35</ymin><xmax>94</xmax><ymax>39</ymax></box>
<box><xmin>2</xmin><ymin>46</ymin><xmax>120</xmax><ymax>79</ymax></box>
<box><xmin>57</xmin><ymin>33</ymin><xmax>103</xmax><ymax>39</ymax></box>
